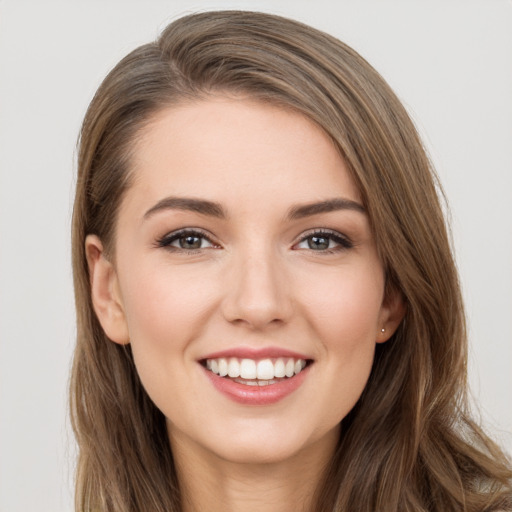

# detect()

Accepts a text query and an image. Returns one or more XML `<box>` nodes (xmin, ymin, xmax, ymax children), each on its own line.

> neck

<box><xmin>170</xmin><ymin>427</ymin><xmax>339</xmax><ymax>512</ymax></box>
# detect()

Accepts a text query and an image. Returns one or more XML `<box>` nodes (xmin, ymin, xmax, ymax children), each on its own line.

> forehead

<box><xmin>127</xmin><ymin>96</ymin><xmax>361</xmax><ymax>212</ymax></box>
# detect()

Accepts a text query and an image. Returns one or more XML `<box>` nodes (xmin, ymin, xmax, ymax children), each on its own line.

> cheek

<box><xmin>298</xmin><ymin>262</ymin><xmax>385</xmax><ymax>346</ymax></box>
<box><xmin>120</xmin><ymin>262</ymin><xmax>217</xmax><ymax>344</ymax></box>
<box><xmin>117</xmin><ymin>262</ymin><xmax>220</xmax><ymax>412</ymax></box>
<box><xmin>299</xmin><ymin>269</ymin><xmax>383</xmax><ymax>424</ymax></box>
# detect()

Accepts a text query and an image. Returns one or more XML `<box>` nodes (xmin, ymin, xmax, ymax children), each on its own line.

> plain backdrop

<box><xmin>0</xmin><ymin>1</ymin><xmax>511</xmax><ymax>510</ymax></box>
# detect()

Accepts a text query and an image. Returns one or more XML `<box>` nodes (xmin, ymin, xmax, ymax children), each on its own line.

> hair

<box><xmin>70</xmin><ymin>10</ymin><xmax>512</xmax><ymax>512</ymax></box>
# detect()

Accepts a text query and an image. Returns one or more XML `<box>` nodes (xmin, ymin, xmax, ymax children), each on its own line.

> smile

<box><xmin>205</xmin><ymin>357</ymin><xmax>308</xmax><ymax>385</ymax></box>
<box><xmin>200</xmin><ymin>352</ymin><xmax>313</xmax><ymax>405</ymax></box>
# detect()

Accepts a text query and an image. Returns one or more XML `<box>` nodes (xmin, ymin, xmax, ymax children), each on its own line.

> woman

<box><xmin>70</xmin><ymin>10</ymin><xmax>512</xmax><ymax>512</ymax></box>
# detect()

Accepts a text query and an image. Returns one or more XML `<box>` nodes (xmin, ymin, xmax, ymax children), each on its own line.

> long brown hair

<box><xmin>70</xmin><ymin>10</ymin><xmax>512</xmax><ymax>511</ymax></box>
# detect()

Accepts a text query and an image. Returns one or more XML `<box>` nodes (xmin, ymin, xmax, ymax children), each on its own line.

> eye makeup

<box><xmin>293</xmin><ymin>228</ymin><xmax>354</xmax><ymax>254</ymax></box>
<box><xmin>154</xmin><ymin>228</ymin><xmax>220</xmax><ymax>253</ymax></box>
<box><xmin>154</xmin><ymin>226</ymin><xmax>354</xmax><ymax>256</ymax></box>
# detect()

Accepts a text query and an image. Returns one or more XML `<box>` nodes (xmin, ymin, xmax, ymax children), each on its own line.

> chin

<box><xmin>197</xmin><ymin>419</ymin><xmax>341</xmax><ymax>467</ymax></box>
<box><xmin>217</xmin><ymin>438</ymin><xmax>303</xmax><ymax>465</ymax></box>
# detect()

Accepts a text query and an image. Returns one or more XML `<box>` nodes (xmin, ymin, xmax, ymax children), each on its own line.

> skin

<box><xmin>86</xmin><ymin>96</ymin><xmax>404</xmax><ymax>511</ymax></box>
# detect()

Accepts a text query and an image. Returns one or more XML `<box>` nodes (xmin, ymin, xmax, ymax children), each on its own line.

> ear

<box><xmin>376</xmin><ymin>287</ymin><xmax>406</xmax><ymax>344</ymax></box>
<box><xmin>85</xmin><ymin>234</ymin><xmax>130</xmax><ymax>345</ymax></box>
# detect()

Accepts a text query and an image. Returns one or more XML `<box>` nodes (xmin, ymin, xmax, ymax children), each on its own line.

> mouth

<box><xmin>199</xmin><ymin>348</ymin><xmax>314</xmax><ymax>404</ymax></box>
<box><xmin>200</xmin><ymin>357</ymin><xmax>313</xmax><ymax>387</ymax></box>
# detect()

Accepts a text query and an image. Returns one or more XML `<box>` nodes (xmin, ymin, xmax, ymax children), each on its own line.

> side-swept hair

<box><xmin>71</xmin><ymin>10</ymin><xmax>512</xmax><ymax>511</ymax></box>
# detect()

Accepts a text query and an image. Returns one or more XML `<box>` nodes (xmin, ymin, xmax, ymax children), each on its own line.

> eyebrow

<box><xmin>286</xmin><ymin>198</ymin><xmax>366</xmax><ymax>219</ymax></box>
<box><xmin>143</xmin><ymin>196</ymin><xmax>365</xmax><ymax>221</ymax></box>
<box><xmin>144</xmin><ymin>197</ymin><xmax>226</xmax><ymax>220</ymax></box>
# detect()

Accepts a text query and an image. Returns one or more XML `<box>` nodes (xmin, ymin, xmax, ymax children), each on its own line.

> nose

<box><xmin>221</xmin><ymin>248</ymin><xmax>293</xmax><ymax>330</ymax></box>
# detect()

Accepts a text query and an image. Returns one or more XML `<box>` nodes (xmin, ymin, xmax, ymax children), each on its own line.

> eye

<box><xmin>156</xmin><ymin>229</ymin><xmax>218</xmax><ymax>251</ymax></box>
<box><xmin>294</xmin><ymin>230</ymin><xmax>353</xmax><ymax>252</ymax></box>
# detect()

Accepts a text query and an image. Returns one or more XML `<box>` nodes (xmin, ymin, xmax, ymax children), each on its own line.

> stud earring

<box><xmin>381</xmin><ymin>328</ymin><xmax>386</xmax><ymax>333</ymax></box>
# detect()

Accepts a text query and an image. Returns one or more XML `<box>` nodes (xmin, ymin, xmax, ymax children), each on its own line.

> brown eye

<box><xmin>307</xmin><ymin>235</ymin><xmax>330</xmax><ymax>250</ymax></box>
<box><xmin>179</xmin><ymin>235</ymin><xmax>203</xmax><ymax>249</ymax></box>
<box><xmin>156</xmin><ymin>229</ymin><xmax>217</xmax><ymax>251</ymax></box>
<box><xmin>294</xmin><ymin>230</ymin><xmax>353</xmax><ymax>252</ymax></box>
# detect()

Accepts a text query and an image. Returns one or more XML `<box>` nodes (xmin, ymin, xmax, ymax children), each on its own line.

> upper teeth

<box><xmin>206</xmin><ymin>357</ymin><xmax>307</xmax><ymax>380</ymax></box>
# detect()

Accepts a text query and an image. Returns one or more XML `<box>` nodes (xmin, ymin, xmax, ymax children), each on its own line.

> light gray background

<box><xmin>1</xmin><ymin>1</ymin><xmax>511</xmax><ymax>510</ymax></box>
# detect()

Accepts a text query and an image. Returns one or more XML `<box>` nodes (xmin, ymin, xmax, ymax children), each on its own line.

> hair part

<box><xmin>71</xmin><ymin>10</ymin><xmax>512</xmax><ymax>511</ymax></box>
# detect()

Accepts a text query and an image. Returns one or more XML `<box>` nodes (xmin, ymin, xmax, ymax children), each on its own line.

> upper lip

<box><xmin>200</xmin><ymin>346</ymin><xmax>312</xmax><ymax>361</ymax></box>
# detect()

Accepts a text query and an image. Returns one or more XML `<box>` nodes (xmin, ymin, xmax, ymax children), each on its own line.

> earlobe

<box><xmin>85</xmin><ymin>235</ymin><xmax>130</xmax><ymax>345</ymax></box>
<box><xmin>377</xmin><ymin>289</ymin><xmax>406</xmax><ymax>344</ymax></box>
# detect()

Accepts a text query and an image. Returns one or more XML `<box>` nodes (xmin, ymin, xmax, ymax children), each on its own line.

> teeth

<box><xmin>228</xmin><ymin>358</ymin><xmax>240</xmax><ymax>378</ymax></box>
<box><xmin>285</xmin><ymin>359</ymin><xmax>295</xmax><ymax>378</ymax></box>
<box><xmin>294</xmin><ymin>359</ymin><xmax>305</xmax><ymax>374</ymax></box>
<box><xmin>234</xmin><ymin>378</ymin><xmax>278</xmax><ymax>386</ymax></box>
<box><xmin>235</xmin><ymin>379</ymin><xmax>258</xmax><ymax>386</ymax></box>
<box><xmin>256</xmin><ymin>359</ymin><xmax>274</xmax><ymax>380</ymax></box>
<box><xmin>218</xmin><ymin>358</ymin><xmax>228</xmax><ymax>377</ymax></box>
<box><xmin>205</xmin><ymin>356</ymin><xmax>308</xmax><ymax>381</ymax></box>
<box><xmin>240</xmin><ymin>359</ymin><xmax>257</xmax><ymax>379</ymax></box>
<box><xmin>274</xmin><ymin>358</ymin><xmax>285</xmax><ymax>378</ymax></box>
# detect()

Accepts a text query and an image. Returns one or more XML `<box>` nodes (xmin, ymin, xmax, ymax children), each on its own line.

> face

<box><xmin>87</xmin><ymin>96</ymin><xmax>403</xmax><ymax>466</ymax></box>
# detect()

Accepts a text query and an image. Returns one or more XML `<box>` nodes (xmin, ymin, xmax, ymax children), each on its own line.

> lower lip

<box><xmin>202</xmin><ymin>365</ymin><xmax>311</xmax><ymax>405</ymax></box>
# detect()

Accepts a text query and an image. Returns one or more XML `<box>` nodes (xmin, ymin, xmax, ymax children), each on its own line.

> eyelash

<box><xmin>294</xmin><ymin>229</ymin><xmax>353</xmax><ymax>254</ymax></box>
<box><xmin>155</xmin><ymin>228</ymin><xmax>218</xmax><ymax>253</ymax></box>
<box><xmin>155</xmin><ymin>228</ymin><xmax>353</xmax><ymax>254</ymax></box>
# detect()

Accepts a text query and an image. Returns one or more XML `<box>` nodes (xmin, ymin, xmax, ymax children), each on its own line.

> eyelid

<box><xmin>155</xmin><ymin>227</ymin><xmax>221</xmax><ymax>250</ymax></box>
<box><xmin>154</xmin><ymin>227</ymin><xmax>353</xmax><ymax>252</ymax></box>
<box><xmin>293</xmin><ymin>228</ymin><xmax>353</xmax><ymax>251</ymax></box>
